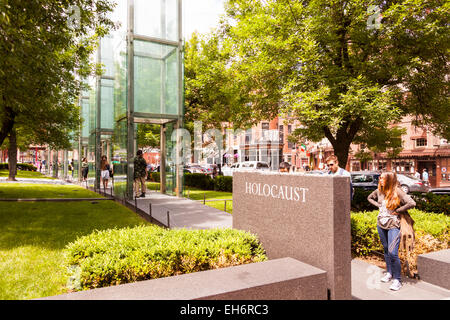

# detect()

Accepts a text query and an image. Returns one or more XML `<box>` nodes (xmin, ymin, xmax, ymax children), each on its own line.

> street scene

<box><xmin>0</xmin><ymin>0</ymin><xmax>448</xmax><ymax>309</ymax></box>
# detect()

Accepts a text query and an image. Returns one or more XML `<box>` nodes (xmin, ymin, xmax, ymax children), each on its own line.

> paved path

<box><xmin>0</xmin><ymin>177</ymin><xmax>73</xmax><ymax>185</ymax></box>
<box><xmin>127</xmin><ymin>192</ymin><xmax>232</xmax><ymax>229</ymax></box>
<box><xmin>352</xmin><ymin>259</ymin><xmax>450</xmax><ymax>300</ymax></box>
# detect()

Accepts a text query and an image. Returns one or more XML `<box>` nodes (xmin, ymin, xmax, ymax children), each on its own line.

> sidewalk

<box><xmin>128</xmin><ymin>192</ymin><xmax>232</xmax><ymax>230</ymax></box>
<box><xmin>352</xmin><ymin>259</ymin><xmax>450</xmax><ymax>300</ymax></box>
<box><xmin>0</xmin><ymin>177</ymin><xmax>73</xmax><ymax>185</ymax></box>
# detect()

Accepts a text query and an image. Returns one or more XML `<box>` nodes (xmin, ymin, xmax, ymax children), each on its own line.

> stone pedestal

<box><xmin>233</xmin><ymin>172</ymin><xmax>352</xmax><ymax>300</ymax></box>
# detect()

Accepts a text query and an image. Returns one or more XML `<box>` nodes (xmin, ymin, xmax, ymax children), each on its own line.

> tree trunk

<box><xmin>8</xmin><ymin>128</ymin><xmax>17</xmax><ymax>181</ymax></box>
<box><xmin>333</xmin><ymin>143</ymin><xmax>351</xmax><ymax>170</ymax></box>
<box><xmin>0</xmin><ymin>105</ymin><xmax>16</xmax><ymax>148</ymax></box>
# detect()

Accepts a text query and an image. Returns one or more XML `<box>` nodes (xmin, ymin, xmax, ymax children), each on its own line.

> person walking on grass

<box><xmin>367</xmin><ymin>171</ymin><xmax>416</xmax><ymax>291</ymax></box>
<box><xmin>100</xmin><ymin>155</ymin><xmax>110</xmax><ymax>191</ymax></box>
<box><xmin>134</xmin><ymin>150</ymin><xmax>148</xmax><ymax>198</ymax></box>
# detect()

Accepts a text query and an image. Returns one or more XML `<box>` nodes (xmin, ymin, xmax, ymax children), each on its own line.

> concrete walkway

<box><xmin>128</xmin><ymin>192</ymin><xmax>232</xmax><ymax>229</ymax></box>
<box><xmin>0</xmin><ymin>177</ymin><xmax>73</xmax><ymax>185</ymax></box>
<box><xmin>352</xmin><ymin>259</ymin><xmax>450</xmax><ymax>300</ymax></box>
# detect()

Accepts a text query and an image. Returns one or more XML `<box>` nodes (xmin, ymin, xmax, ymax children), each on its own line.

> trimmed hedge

<box><xmin>148</xmin><ymin>171</ymin><xmax>160</xmax><ymax>182</ymax></box>
<box><xmin>184</xmin><ymin>173</ymin><xmax>214</xmax><ymax>190</ymax></box>
<box><xmin>351</xmin><ymin>189</ymin><xmax>375</xmax><ymax>212</ymax></box>
<box><xmin>213</xmin><ymin>175</ymin><xmax>233</xmax><ymax>192</ymax></box>
<box><xmin>351</xmin><ymin>188</ymin><xmax>449</xmax><ymax>215</ymax></box>
<box><xmin>64</xmin><ymin>225</ymin><xmax>267</xmax><ymax>291</ymax></box>
<box><xmin>148</xmin><ymin>172</ymin><xmax>232</xmax><ymax>192</ymax></box>
<box><xmin>410</xmin><ymin>192</ymin><xmax>449</xmax><ymax>216</ymax></box>
<box><xmin>0</xmin><ymin>163</ymin><xmax>37</xmax><ymax>171</ymax></box>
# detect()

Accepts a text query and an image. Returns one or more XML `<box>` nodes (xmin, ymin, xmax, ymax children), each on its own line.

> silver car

<box><xmin>397</xmin><ymin>174</ymin><xmax>430</xmax><ymax>194</ymax></box>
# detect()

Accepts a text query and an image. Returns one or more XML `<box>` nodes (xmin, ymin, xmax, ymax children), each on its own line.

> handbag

<box><xmin>399</xmin><ymin>212</ymin><xmax>415</xmax><ymax>277</ymax></box>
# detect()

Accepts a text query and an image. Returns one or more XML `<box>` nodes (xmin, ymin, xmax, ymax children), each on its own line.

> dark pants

<box><xmin>377</xmin><ymin>226</ymin><xmax>401</xmax><ymax>281</ymax></box>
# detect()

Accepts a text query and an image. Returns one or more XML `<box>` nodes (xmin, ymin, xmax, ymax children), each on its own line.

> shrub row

<box><xmin>410</xmin><ymin>192</ymin><xmax>449</xmax><ymax>216</ymax></box>
<box><xmin>148</xmin><ymin>171</ymin><xmax>160</xmax><ymax>182</ymax></box>
<box><xmin>351</xmin><ymin>188</ymin><xmax>449</xmax><ymax>215</ymax></box>
<box><xmin>64</xmin><ymin>225</ymin><xmax>267</xmax><ymax>291</ymax></box>
<box><xmin>0</xmin><ymin>163</ymin><xmax>37</xmax><ymax>171</ymax></box>
<box><xmin>148</xmin><ymin>172</ymin><xmax>233</xmax><ymax>192</ymax></box>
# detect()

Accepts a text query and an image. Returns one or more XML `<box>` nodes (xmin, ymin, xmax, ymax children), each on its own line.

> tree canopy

<box><xmin>199</xmin><ymin>0</ymin><xmax>450</xmax><ymax>166</ymax></box>
<box><xmin>0</xmin><ymin>0</ymin><xmax>116</xmax><ymax>150</ymax></box>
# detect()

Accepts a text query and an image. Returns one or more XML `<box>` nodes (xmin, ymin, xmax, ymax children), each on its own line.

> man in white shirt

<box><xmin>414</xmin><ymin>170</ymin><xmax>421</xmax><ymax>180</ymax></box>
<box><xmin>326</xmin><ymin>155</ymin><xmax>353</xmax><ymax>200</ymax></box>
<box><xmin>422</xmin><ymin>169</ymin><xmax>429</xmax><ymax>185</ymax></box>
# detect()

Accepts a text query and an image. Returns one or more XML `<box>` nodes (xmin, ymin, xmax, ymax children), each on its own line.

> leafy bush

<box><xmin>148</xmin><ymin>172</ymin><xmax>160</xmax><ymax>182</ymax></box>
<box><xmin>351</xmin><ymin>210</ymin><xmax>382</xmax><ymax>256</ymax></box>
<box><xmin>351</xmin><ymin>188</ymin><xmax>375</xmax><ymax>212</ymax></box>
<box><xmin>213</xmin><ymin>175</ymin><xmax>233</xmax><ymax>192</ymax></box>
<box><xmin>0</xmin><ymin>163</ymin><xmax>37</xmax><ymax>171</ymax></box>
<box><xmin>184</xmin><ymin>173</ymin><xmax>214</xmax><ymax>190</ymax></box>
<box><xmin>410</xmin><ymin>192</ymin><xmax>449</xmax><ymax>216</ymax></box>
<box><xmin>64</xmin><ymin>225</ymin><xmax>267</xmax><ymax>291</ymax></box>
<box><xmin>351</xmin><ymin>188</ymin><xmax>450</xmax><ymax>216</ymax></box>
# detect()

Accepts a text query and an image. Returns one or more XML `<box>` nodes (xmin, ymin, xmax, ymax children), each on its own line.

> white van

<box><xmin>223</xmin><ymin>162</ymin><xmax>242</xmax><ymax>176</ymax></box>
<box><xmin>239</xmin><ymin>161</ymin><xmax>270</xmax><ymax>172</ymax></box>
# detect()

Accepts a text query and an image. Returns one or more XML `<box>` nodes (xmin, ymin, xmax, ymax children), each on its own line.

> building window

<box><xmin>416</xmin><ymin>138</ymin><xmax>427</xmax><ymax>147</ymax></box>
<box><xmin>245</xmin><ymin>130</ymin><xmax>252</xmax><ymax>144</ymax></box>
<box><xmin>279</xmin><ymin>125</ymin><xmax>284</xmax><ymax>143</ymax></box>
<box><xmin>261</xmin><ymin>122</ymin><xmax>269</xmax><ymax>130</ymax></box>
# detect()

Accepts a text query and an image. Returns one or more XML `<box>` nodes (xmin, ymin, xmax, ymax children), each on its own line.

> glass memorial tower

<box><xmin>78</xmin><ymin>0</ymin><xmax>184</xmax><ymax>199</ymax></box>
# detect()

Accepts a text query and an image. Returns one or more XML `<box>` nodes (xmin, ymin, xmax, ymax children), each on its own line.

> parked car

<box><xmin>201</xmin><ymin>164</ymin><xmax>218</xmax><ymax>176</ymax></box>
<box><xmin>428</xmin><ymin>188</ymin><xmax>450</xmax><ymax>195</ymax></box>
<box><xmin>351</xmin><ymin>171</ymin><xmax>380</xmax><ymax>191</ymax></box>
<box><xmin>396</xmin><ymin>173</ymin><xmax>430</xmax><ymax>194</ymax></box>
<box><xmin>304</xmin><ymin>170</ymin><xmax>327</xmax><ymax>175</ymax></box>
<box><xmin>184</xmin><ymin>164</ymin><xmax>206</xmax><ymax>174</ymax></box>
<box><xmin>239</xmin><ymin>161</ymin><xmax>270</xmax><ymax>172</ymax></box>
<box><xmin>221</xmin><ymin>164</ymin><xmax>234</xmax><ymax>177</ymax></box>
<box><xmin>222</xmin><ymin>162</ymin><xmax>242</xmax><ymax>176</ymax></box>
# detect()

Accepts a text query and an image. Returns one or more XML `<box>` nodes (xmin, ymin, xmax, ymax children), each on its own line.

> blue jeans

<box><xmin>377</xmin><ymin>226</ymin><xmax>401</xmax><ymax>281</ymax></box>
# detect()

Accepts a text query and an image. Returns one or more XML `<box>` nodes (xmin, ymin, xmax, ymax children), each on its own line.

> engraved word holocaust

<box><xmin>245</xmin><ymin>182</ymin><xmax>309</xmax><ymax>202</ymax></box>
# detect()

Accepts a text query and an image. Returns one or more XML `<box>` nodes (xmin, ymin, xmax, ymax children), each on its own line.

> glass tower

<box><xmin>79</xmin><ymin>0</ymin><xmax>184</xmax><ymax>199</ymax></box>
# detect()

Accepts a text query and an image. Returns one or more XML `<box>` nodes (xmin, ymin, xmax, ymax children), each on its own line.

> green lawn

<box><xmin>184</xmin><ymin>187</ymin><xmax>233</xmax><ymax>214</ymax></box>
<box><xmin>0</xmin><ymin>170</ymin><xmax>55</xmax><ymax>179</ymax></box>
<box><xmin>0</xmin><ymin>184</ymin><xmax>150</xmax><ymax>300</ymax></box>
<box><xmin>0</xmin><ymin>183</ymin><xmax>99</xmax><ymax>199</ymax></box>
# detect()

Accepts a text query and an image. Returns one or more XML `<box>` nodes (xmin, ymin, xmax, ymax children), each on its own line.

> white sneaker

<box><xmin>381</xmin><ymin>272</ymin><xmax>392</xmax><ymax>283</ymax></box>
<box><xmin>389</xmin><ymin>279</ymin><xmax>402</xmax><ymax>291</ymax></box>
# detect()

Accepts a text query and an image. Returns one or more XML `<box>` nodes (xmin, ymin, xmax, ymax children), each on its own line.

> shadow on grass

<box><xmin>0</xmin><ymin>194</ymin><xmax>150</xmax><ymax>251</ymax></box>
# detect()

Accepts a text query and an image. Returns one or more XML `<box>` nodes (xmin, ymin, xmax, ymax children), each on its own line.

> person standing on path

<box><xmin>100</xmin><ymin>155</ymin><xmax>110</xmax><ymax>191</ymax></box>
<box><xmin>414</xmin><ymin>170</ymin><xmax>421</xmax><ymax>180</ymax></box>
<box><xmin>422</xmin><ymin>168</ymin><xmax>429</xmax><ymax>186</ymax></box>
<box><xmin>367</xmin><ymin>171</ymin><xmax>416</xmax><ymax>291</ymax></box>
<box><xmin>134</xmin><ymin>150</ymin><xmax>148</xmax><ymax>198</ymax></box>
<box><xmin>81</xmin><ymin>157</ymin><xmax>89</xmax><ymax>183</ymax></box>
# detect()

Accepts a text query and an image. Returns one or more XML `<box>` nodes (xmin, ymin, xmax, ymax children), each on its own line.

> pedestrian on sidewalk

<box><xmin>100</xmin><ymin>155</ymin><xmax>110</xmax><ymax>191</ymax></box>
<box><xmin>81</xmin><ymin>158</ymin><xmax>89</xmax><ymax>183</ymax></box>
<box><xmin>422</xmin><ymin>168</ymin><xmax>429</xmax><ymax>186</ymax></box>
<box><xmin>367</xmin><ymin>171</ymin><xmax>416</xmax><ymax>291</ymax></box>
<box><xmin>134</xmin><ymin>150</ymin><xmax>148</xmax><ymax>198</ymax></box>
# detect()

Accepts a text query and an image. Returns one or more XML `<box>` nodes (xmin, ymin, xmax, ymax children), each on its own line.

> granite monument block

<box><xmin>233</xmin><ymin>171</ymin><xmax>352</xmax><ymax>300</ymax></box>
